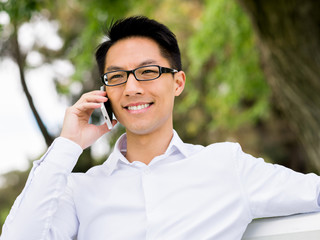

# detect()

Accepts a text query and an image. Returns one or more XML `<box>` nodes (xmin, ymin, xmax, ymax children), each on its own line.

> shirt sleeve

<box><xmin>235</xmin><ymin>143</ymin><xmax>320</xmax><ymax>219</ymax></box>
<box><xmin>0</xmin><ymin>137</ymin><xmax>83</xmax><ymax>240</ymax></box>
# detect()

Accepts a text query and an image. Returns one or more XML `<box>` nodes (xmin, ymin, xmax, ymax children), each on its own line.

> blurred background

<box><xmin>0</xmin><ymin>0</ymin><xmax>319</xmax><ymax>233</ymax></box>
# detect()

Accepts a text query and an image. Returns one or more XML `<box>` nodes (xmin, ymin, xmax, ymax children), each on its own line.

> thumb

<box><xmin>97</xmin><ymin>119</ymin><xmax>118</xmax><ymax>136</ymax></box>
<box><xmin>97</xmin><ymin>123</ymin><xmax>111</xmax><ymax>137</ymax></box>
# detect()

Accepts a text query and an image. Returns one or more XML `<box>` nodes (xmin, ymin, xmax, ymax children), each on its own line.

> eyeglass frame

<box><xmin>101</xmin><ymin>65</ymin><xmax>178</xmax><ymax>87</ymax></box>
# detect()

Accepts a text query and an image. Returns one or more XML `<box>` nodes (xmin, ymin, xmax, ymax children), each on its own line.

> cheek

<box><xmin>160</xmin><ymin>88</ymin><xmax>176</xmax><ymax>111</ymax></box>
<box><xmin>107</xmin><ymin>91</ymin><xmax>121</xmax><ymax>111</ymax></box>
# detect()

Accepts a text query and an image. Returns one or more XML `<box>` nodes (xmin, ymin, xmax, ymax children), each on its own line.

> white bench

<box><xmin>242</xmin><ymin>212</ymin><xmax>320</xmax><ymax>240</ymax></box>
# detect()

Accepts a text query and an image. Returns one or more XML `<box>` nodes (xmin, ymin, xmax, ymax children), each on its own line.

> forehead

<box><xmin>104</xmin><ymin>37</ymin><xmax>169</xmax><ymax>71</ymax></box>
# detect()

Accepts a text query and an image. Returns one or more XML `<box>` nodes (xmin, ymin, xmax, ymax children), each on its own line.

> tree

<box><xmin>237</xmin><ymin>0</ymin><xmax>320</xmax><ymax>172</ymax></box>
<box><xmin>0</xmin><ymin>0</ymin><xmax>55</xmax><ymax>146</ymax></box>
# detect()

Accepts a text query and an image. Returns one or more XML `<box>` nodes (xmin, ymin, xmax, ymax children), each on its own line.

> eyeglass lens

<box><xmin>106</xmin><ymin>66</ymin><xmax>160</xmax><ymax>85</ymax></box>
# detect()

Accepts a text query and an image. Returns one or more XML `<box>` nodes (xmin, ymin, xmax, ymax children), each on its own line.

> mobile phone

<box><xmin>100</xmin><ymin>86</ymin><xmax>114</xmax><ymax>130</ymax></box>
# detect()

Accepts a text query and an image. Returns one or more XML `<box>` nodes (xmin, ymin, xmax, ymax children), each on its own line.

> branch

<box><xmin>12</xmin><ymin>22</ymin><xmax>54</xmax><ymax>147</ymax></box>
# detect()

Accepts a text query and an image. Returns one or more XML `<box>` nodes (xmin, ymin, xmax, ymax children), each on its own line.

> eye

<box><xmin>107</xmin><ymin>72</ymin><xmax>126</xmax><ymax>82</ymax></box>
<box><xmin>142</xmin><ymin>69</ymin><xmax>158</xmax><ymax>74</ymax></box>
<box><xmin>110</xmin><ymin>74</ymin><xmax>123</xmax><ymax>80</ymax></box>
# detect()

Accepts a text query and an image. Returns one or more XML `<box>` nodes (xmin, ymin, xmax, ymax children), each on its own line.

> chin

<box><xmin>126</xmin><ymin>126</ymin><xmax>154</xmax><ymax>136</ymax></box>
<box><xmin>122</xmin><ymin>117</ymin><xmax>172</xmax><ymax>136</ymax></box>
<box><xmin>125</xmin><ymin>121</ymin><xmax>163</xmax><ymax>136</ymax></box>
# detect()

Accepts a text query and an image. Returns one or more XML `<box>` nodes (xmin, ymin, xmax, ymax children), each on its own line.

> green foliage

<box><xmin>0</xmin><ymin>0</ymin><xmax>42</xmax><ymax>24</ymax></box>
<box><xmin>181</xmin><ymin>0</ymin><xmax>270</xmax><ymax>139</ymax></box>
<box><xmin>68</xmin><ymin>0</ymin><xmax>136</xmax><ymax>85</ymax></box>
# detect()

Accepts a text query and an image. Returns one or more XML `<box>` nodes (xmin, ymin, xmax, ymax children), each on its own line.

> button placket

<box><xmin>141</xmin><ymin>167</ymin><xmax>154</xmax><ymax>223</ymax></box>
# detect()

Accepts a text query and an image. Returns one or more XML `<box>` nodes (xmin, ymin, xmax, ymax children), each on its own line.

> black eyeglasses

<box><xmin>101</xmin><ymin>65</ymin><xmax>178</xmax><ymax>86</ymax></box>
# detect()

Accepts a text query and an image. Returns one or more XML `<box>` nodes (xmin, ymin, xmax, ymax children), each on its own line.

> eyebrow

<box><xmin>105</xmin><ymin>59</ymin><xmax>158</xmax><ymax>72</ymax></box>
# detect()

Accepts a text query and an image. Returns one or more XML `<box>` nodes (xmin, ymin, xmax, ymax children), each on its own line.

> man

<box><xmin>1</xmin><ymin>16</ymin><xmax>320</xmax><ymax>240</ymax></box>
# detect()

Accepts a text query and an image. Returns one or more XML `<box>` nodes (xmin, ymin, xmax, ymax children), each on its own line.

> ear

<box><xmin>173</xmin><ymin>71</ymin><xmax>186</xmax><ymax>96</ymax></box>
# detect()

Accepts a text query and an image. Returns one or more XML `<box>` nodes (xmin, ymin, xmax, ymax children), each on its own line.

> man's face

<box><xmin>104</xmin><ymin>37</ymin><xmax>185</xmax><ymax>136</ymax></box>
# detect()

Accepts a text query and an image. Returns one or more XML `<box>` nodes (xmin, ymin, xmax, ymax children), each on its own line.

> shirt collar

<box><xmin>166</xmin><ymin>130</ymin><xmax>190</xmax><ymax>158</ymax></box>
<box><xmin>103</xmin><ymin>130</ymin><xmax>190</xmax><ymax>176</ymax></box>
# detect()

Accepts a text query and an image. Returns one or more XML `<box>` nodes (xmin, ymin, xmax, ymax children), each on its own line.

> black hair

<box><xmin>95</xmin><ymin>16</ymin><xmax>182</xmax><ymax>75</ymax></box>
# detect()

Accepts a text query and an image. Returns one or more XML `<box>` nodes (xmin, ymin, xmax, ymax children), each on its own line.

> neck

<box><xmin>125</xmin><ymin>127</ymin><xmax>173</xmax><ymax>165</ymax></box>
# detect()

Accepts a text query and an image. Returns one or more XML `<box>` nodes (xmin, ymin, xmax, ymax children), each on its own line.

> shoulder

<box><xmin>207</xmin><ymin>141</ymin><xmax>240</xmax><ymax>151</ymax></box>
<box><xmin>195</xmin><ymin>141</ymin><xmax>241</xmax><ymax>158</ymax></box>
<box><xmin>179</xmin><ymin>134</ymin><xmax>241</xmax><ymax>156</ymax></box>
<box><xmin>183</xmin><ymin>141</ymin><xmax>242</xmax><ymax>169</ymax></box>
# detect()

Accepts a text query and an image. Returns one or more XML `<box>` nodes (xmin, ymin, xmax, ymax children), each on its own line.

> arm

<box><xmin>1</xmin><ymin>90</ymin><xmax>116</xmax><ymax>239</ymax></box>
<box><xmin>1</xmin><ymin>138</ymin><xmax>82</xmax><ymax>240</ymax></box>
<box><xmin>235</xmin><ymin>144</ymin><xmax>320</xmax><ymax>219</ymax></box>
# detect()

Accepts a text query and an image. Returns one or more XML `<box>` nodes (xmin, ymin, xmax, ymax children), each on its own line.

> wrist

<box><xmin>58</xmin><ymin>136</ymin><xmax>83</xmax><ymax>149</ymax></box>
<box><xmin>60</xmin><ymin>129</ymin><xmax>84</xmax><ymax>149</ymax></box>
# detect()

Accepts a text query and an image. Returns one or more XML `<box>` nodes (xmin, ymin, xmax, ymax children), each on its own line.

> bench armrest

<box><xmin>242</xmin><ymin>212</ymin><xmax>320</xmax><ymax>240</ymax></box>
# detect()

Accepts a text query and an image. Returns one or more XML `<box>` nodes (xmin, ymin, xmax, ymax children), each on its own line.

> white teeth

<box><xmin>128</xmin><ymin>104</ymin><xmax>150</xmax><ymax>111</ymax></box>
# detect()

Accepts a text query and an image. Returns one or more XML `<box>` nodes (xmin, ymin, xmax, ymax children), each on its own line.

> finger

<box><xmin>79</xmin><ymin>94</ymin><xmax>108</xmax><ymax>104</ymax></box>
<box><xmin>95</xmin><ymin>119</ymin><xmax>118</xmax><ymax>136</ymax></box>
<box><xmin>112</xmin><ymin>119</ymin><xmax>118</xmax><ymax>127</ymax></box>
<box><xmin>83</xmin><ymin>90</ymin><xmax>107</xmax><ymax>97</ymax></box>
<box><xmin>96</xmin><ymin>122</ymin><xmax>111</xmax><ymax>136</ymax></box>
<box><xmin>75</xmin><ymin>90</ymin><xmax>107</xmax><ymax>105</ymax></box>
<box><xmin>74</xmin><ymin>102</ymin><xmax>101</xmax><ymax>113</ymax></box>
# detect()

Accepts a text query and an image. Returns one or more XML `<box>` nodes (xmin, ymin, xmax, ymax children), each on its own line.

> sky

<box><xmin>0</xmin><ymin>58</ymin><xmax>64</xmax><ymax>174</ymax></box>
<box><xmin>0</xmin><ymin>11</ymin><xmax>108</xmax><ymax>176</ymax></box>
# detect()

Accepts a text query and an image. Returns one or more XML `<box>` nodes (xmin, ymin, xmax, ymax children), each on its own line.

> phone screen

<box><xmin>104</xmin><ymin>100</ymin><xmax>113</xmax><ymax>121</ymax></box>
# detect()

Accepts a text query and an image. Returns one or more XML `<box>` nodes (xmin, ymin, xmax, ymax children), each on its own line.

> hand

<box><xmin>60</xmin><ymin>90</ymin><xmax>117</xmax><ymax>149</ymax></box>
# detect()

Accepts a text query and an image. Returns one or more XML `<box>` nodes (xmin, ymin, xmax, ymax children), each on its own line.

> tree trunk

<box><xmin>237</xmin><ymin>0</ymin><xmax>320</xmax><ymax>172</ymax></box>
<box><xmin>12</xmin><ymin>23</ymin><xmax>54</xmax><ymax>147</ymax></box>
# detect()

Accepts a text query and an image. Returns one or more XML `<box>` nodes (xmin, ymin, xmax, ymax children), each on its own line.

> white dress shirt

<box><xmin>1</xmin><ymin>130</ymin><xmax>320</xmax><ymax>240</ymax></box>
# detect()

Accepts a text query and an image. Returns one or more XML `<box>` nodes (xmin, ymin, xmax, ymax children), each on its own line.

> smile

<box><xmin>127</xmin><ymin>103</ymin><xmax>151</xmax><ymax>111</ymax></box>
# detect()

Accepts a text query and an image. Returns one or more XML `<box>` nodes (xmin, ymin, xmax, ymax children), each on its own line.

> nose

<box><xmin>123</xmin><ymin>72</ymin><xmax>144</xmax><ymax>96</ymax></box>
